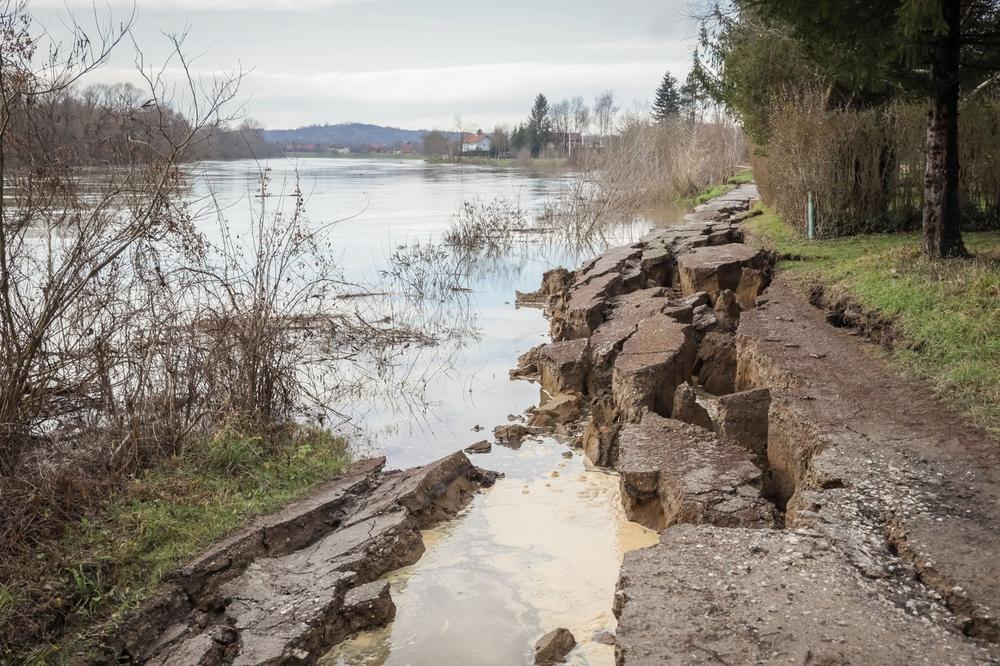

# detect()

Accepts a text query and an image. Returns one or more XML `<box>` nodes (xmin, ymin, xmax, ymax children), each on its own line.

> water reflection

<box><xmin>187</xmin><ymin>157</ymin><xmax>667</xmax><ymax>468</ymax></box>
<box><xmin>188</xmin><ymin>158</ymin><xmax>667</xmax><ymax>665</ymax></box>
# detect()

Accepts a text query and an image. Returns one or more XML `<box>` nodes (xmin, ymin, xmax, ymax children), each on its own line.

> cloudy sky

<box><xmin>29</xmin><ymin>0</ymin><xmax>699</xmax><ymax>131</ymax></box>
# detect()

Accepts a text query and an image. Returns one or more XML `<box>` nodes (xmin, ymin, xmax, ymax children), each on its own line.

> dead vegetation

<box><xmin>542</xmin><ymin>116</ymin><xmax>747</xmax><ymax>245</ymax></box>
<box><xmin>0</xmin><ymin>4</ymin><xmax>467</xmax><ymax>656</ymax></box>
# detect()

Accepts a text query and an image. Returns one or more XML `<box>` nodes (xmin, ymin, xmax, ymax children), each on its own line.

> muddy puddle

<box><xmin>322</xmin><ymin>438</ymin><xmax>658</xmax><ymax>665</ymax></box>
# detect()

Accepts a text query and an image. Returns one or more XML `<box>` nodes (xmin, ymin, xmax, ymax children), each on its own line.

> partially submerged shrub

<box><xmin>444</xmin><ymin>197</ymin><xmax>533</xmax><ymax>253</ymax></box>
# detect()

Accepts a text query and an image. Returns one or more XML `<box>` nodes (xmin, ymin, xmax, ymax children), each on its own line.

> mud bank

<box><xmin>106</xmin><ymin>453</ymin><xmax>496</xmax><ymax>664</ymax></box>
<box><xmin>515</xmin><ymin>185</ymin><xmax>1000</xmax><ymax>664</ymax></box>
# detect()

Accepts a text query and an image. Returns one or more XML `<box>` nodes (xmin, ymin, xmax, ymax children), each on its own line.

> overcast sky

<box><xmin>30</xmin><ymin>0</ymin><xmax>699</xmax><ymax>131</ymax></box>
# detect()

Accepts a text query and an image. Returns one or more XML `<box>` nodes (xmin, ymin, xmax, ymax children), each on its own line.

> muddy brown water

<box><xmin>322</xmin><ymin>440</ymin><xmax>657</xmax><ymax>665</ymax></box>
<box><xmin>189</xmin><ymin>158</ymin><xmax>672</xmax><ymax>664</ymax></box>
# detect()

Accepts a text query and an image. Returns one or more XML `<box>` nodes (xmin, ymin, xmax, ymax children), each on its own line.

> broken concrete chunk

<box><xmin>175</xmin><ymin>457</ymin><xmax>385</xmax><ymax>598</ymax></box>
<box><xmin>551</xmin><ymin>272</ymin><xmax>622</xmax><ymax>340</ymax></box>
<box><xmin>735</xmin><ymin>266</ymin><xmax>768</xmax><ymax>309</ymax></box>
<box><xmin>611</xmin><ymin>316</ymin><xmax>696</xmax><ymax>422</ymax></box>
<box><xmin>691</xmin><ymin>304</ymin><xmax>718</xmax><ymax>334</ymax></box>
<box><xmin>535</xmin><ymin>339</ymin><xmax>589</xmax><ymax>395</ymax></box>
<box><xmin>639</xmin><ymin>245</ymin><xmax>674</xmax><ymax>286</ymax></box>
<box><xmin>715</xmin><ymin>388</ymin><xmax>770</xmax><ymax>460</ymax></box>
<box><xmin>534</xmin><ymin>628</ymin><xmax>576</xmax><ymax>664</ymax></box>
<box><xmin>676</xmin><ymin>243</ymin><xmax>767</xmax><ymax>302</ymax></box>
<box><xmin>713</xmin><ymin>288</ymin><xmax>741</xmax><ymax>332</ymax></box>
<box><xmin>616</xmin><ymin>413</ymin><xmax>777</xmax><ymax>531</ymax></box>
<box><xmin>128</xmin><ymin>452</ymin><xmax>493</xmax><ymax>664</ymax></box>
<box><xmin>694</xmin><ymin>331</ymin><xmax>736</xmax><ymax>395</ymax></box>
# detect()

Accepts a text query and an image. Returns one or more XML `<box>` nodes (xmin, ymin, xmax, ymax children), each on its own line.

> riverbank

<box><xmin>0</xmin><ymin>428</ymin><xmax>353</xmax><ymax>662</ymax></box>
<box><xmin>745</xmin><ymin>209</ymin><xmax>1000</xmax><ymax>436</ymax></box>
<box><xmin>517</xmin><ymin>185</ymin><xmax>1000</xmax><ymax>663</ymax></box>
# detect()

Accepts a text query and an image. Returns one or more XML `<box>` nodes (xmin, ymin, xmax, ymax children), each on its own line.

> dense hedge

<box><xmin>754</xmin><ymin>91</ymin><xmax>1000</xmax><ymax>237</ymax></box>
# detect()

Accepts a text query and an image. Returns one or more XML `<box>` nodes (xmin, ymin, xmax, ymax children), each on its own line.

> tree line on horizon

<box><xmin>427</xmin><ymin>72</ymin><xmax>713</xmax><ymax>160</ymax></box>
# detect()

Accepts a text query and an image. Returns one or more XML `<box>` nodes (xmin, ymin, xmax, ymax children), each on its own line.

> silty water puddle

<box><xmin>322</xmin><ymin>439</ymin><xmax>658</xmax><ymax>665</ymax></box>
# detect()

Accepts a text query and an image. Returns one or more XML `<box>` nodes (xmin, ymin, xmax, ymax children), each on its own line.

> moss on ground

<box><xmin>3</xmin><ymin>426</ymin><xmax>351</xmax><ymax>663</ymax></box>
<box><xmin>747</xmin><ymin>208</ymin><xmax>1000</xmax><ymax>436</ymax></box>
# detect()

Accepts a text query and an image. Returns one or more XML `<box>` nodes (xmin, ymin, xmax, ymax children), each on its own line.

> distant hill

<box><xmin>263</xmin><ymin>123</ymin><xmax>454</xmax><ymax>149</ymax></box>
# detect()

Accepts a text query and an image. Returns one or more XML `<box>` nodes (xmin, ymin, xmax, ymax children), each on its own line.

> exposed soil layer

<box><xmin>515</xmin><ymin>185</ymin><xmax>1000</xmax><ymax>665</ymax></box>
<box><xmin>105</xmin><ymin>453</ymin><xmax>496</xmax><ymax>664</ymax></box>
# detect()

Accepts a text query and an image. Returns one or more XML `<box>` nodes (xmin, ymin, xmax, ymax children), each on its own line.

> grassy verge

<box><xmin>2</xmin><ymin>426</ymin><xmax>351</xmax><ymax>663</ymax></box>
<box><xmin>746</xmin><ymin>208</ymin><xmax>1000</xmax><ymax>435</ymax></box>
<box><xmin>675</xmin><ymin>170</ymin><xmax>753</xmax><ymax>209</ymax></box>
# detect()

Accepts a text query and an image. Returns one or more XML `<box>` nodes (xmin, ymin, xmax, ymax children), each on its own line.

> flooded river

<box><xmin>189</xmin><ymin>158</ymin><xmax>664</xmax><ymax>664</ymax></box>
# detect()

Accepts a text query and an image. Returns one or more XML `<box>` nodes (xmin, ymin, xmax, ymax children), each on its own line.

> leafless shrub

<box><xmin>443</xmin><ymin>197</ymin><xmax>537</xmax><ymax>254</ymax></box>
<box><xmin>755</xmin><ymin>89</ymin><xmax>1000</xmax><ymax>237</ymax></box>
<box><xmin>542</xmin><ymin>117</ymin><xmax>746</xmax><ymax>244</ymax></box>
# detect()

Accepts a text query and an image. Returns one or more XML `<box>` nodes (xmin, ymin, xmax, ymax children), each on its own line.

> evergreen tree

<box><xmin>679</xmin><ymin>70</ymin><xmax>706</xmax><ymax>122</ymax></box>
<box><xmin>651</xmin><ymin>72</ymin><xmax>682</xmax><ymax>121</ymax></box>
<box><xmin>709</xmin><ymin>0</ymin><xmax>1000</xmax><ymax>259</ymax></box>
<box><xmin>527</xmin><ymin>93</ymin><xmax>551</xmax><ymax>158</ymax></box>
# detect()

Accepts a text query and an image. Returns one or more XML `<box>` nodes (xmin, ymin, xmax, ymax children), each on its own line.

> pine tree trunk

<box><xmin>922</xmin><ymin>0</ymin><xmax>967</xmax><ymax>258</ymax></box>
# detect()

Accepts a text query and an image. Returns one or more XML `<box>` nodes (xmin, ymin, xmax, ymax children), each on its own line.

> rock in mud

<box><xmin>493</xmin><ymin>423</ymin><xmax>541</xmax><ymax>447</ymax></box>
<box><xmin>592</xmin><ymin>630</ymin><xmax>616</xmax><ymax>646</ymax></box>
<box><xmin>513</xmin><ymin>339</ymin><xmax>589</xmax><ymax>396</ymax></box>
<box><xmin>615</xmin><ymin>526</ymin><xmax>998</xmax><ymax>665</ymax></box>
<box><xmin>676</xmin><ymin>243</ymin><xmax>767</xmax><ymax>303</ymax></box>
<box><xmin>535</xmin><ymin>627</ymin><xmax>576</xmax><ymax>664</ymax></box>
<box><xmin>611</xmin><ymin>316</ymin><xmax>696</xmax><ymax>422</ymax></box>
<box><xmin>616</xmin><ymin>413</ymin><xmax>777</xmax><ymax>531</ymax></box>
<box><xmin>464</xmin><ymin>440</ymin><xmax>492</xmax><ymax>454</ymax></box>
<box><xmin>528</xmin><ymin>392</ymin><xmax>583</xmax><ymax>430</ymax></box>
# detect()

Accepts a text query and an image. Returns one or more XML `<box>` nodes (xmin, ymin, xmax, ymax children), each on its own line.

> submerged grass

<box><xmin>3</xmin><ymin>426</ymin><xmax>351</xmax><ymax>663</ymax></box>
<box><xmin>747</xmin><ymin>208</ymin><xmax>1000</xmax><ymax>435</ymax></box>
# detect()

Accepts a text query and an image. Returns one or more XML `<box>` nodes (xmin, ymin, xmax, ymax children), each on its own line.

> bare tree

<box><xmin>551</xmin><ymin>98</ymin><xmax>572</xmax><ymax>155</ymax></box>
<box><xmin>571</xmin><ymin>95</ymin><xmax>590</xmax><ymax>138</ymax></box>
<box><xmin>0</xmin><ymin>0</ymin><xmax>243</xmax><ymax>571</ymax></box>
<box><xmin>593</xmin><ymin>90</ymin><xmax>619</xmax><ymax>146</ymax></box>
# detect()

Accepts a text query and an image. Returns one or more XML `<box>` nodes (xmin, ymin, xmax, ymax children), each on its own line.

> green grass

<box><xmin>727</xmin><ymin>168</ymin><xmax>754</xmax><ymax>185</ymax></box>
<box><xmin>675</xmin><ymin>170</ymin><xmax>753</xmax><ymax>209</ymax></box>
<box><xmin>676</xmin><ymin>182</ymin><xmax>735</xmax><ymax>208</ymax></box>
<box><xmin>747</xmin><ymin>208</ymin><xmax>1000</xmax><ymax>435</ymax></box>
<box><xmin>3</xmin><ymin>426</ymin><xmax>351</xmax><ymax>663</ymax></box>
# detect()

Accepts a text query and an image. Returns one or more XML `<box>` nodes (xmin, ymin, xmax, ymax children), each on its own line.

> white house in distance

<box><xmin>461</xmin><ymin>130</ymin><xmax>492</xmax><ymax>153</ymax></box>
